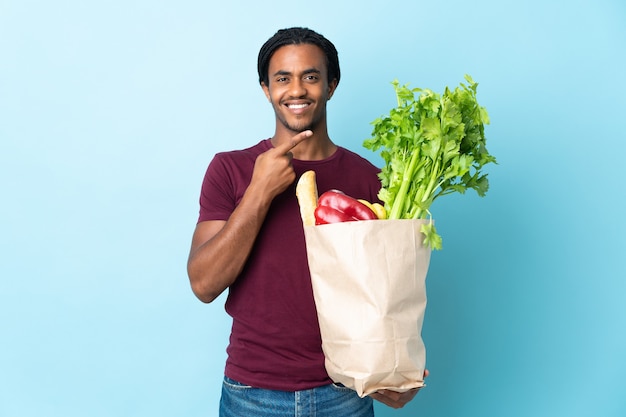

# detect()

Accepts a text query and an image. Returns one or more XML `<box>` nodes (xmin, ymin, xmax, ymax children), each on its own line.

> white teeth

<box><xmin>288</xmin><ymin>104</ymin><xmax>307</xmax><ymax>109</ymax></box>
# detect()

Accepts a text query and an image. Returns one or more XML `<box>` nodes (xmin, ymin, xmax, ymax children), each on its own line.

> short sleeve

<box><xmin>197</xmin><ymin>154</ymin><xmax>237</xmax><ymax>223</ymax></box>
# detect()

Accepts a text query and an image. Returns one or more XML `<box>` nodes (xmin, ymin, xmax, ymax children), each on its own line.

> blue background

<box><xmin>2</xmin><ymin>0</ymin><xmax>625</xmax><ymax>416</ymax></box>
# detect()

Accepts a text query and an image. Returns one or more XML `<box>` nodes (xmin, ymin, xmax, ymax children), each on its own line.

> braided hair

<box><xmin>257</xmin><ymin>27</ymin><xmax>340</xmax><ymax>87</ymax></box>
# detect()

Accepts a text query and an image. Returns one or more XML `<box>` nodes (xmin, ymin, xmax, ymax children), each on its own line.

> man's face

<box><xmin>261</xmin><ymin>43</ymin><xmax>337</xmax><ymax>134</ymax></box>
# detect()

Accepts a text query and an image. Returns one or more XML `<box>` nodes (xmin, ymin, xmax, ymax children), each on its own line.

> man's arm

<box><xmin>186</xmin><ymin>193</ymin><xmax>270</xmax><ymax>303</ymax></box>
<box><xmin>186</xmin><ymin>131</ymin><xmax>312</xmax><ymax>303</ymax></box>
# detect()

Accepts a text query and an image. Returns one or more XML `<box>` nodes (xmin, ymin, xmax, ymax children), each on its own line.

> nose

<box><xmin>288</xmin><ymin>78</ymin><xmax>306</xmax><ymax>97</ymax></box>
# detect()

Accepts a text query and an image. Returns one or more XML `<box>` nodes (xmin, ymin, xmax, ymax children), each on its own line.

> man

<box><xmin>187</xmin><ymin>27</ymin><xmax>425</xmax><ymax>416</ymax></box>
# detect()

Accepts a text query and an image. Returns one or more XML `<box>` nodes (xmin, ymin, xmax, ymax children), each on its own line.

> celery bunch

<box><xmin>363</xmin><ymin>75</ymin><xmax>496</xmax><ymax>249</ymax></box>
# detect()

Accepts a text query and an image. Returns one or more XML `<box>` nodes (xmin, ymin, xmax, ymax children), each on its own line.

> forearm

<box><xmin>187</xmin><ymin>186</ymin><xmax>272</xmax><ymax>303</ymax></box>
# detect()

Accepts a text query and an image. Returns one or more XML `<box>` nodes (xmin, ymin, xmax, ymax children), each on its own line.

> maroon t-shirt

<box><xmin>197</xmin><ymin>139</ymin><xmax>381</xmax><ymax>391</ymax></box>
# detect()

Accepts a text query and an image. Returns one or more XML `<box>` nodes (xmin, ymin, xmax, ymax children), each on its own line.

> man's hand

<box><xmin>369</xmin><ymin>369</ymin><xmax>429</xmax><ymax>409</ymax></box>
<box><xmin>250</xmin><ymin>130</ymin><xmax>312</xmax><ymax>199</ymax></box>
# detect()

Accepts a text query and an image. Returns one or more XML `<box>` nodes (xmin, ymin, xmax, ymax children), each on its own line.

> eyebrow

<box><xmin>272</xmin><ymin>68</ymin><xmax>322</xmax><ymax>77</ymax></box>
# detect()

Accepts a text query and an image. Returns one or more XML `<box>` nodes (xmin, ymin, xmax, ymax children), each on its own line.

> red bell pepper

<box><xmin>314</xmin><ymin>206</ymin><xmax>357</xmax><ymax>225</ymax></box>
<box><xmin>314</xmin><ymin>190</ymin><xmax>378</xmax><ymax>225</ymax></box>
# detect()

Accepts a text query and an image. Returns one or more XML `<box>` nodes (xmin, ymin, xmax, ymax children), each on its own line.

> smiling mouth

<box><xmin>287</xmin><ymin>103</ymin><xmax>309</xmax><ymax>109</ymax></box>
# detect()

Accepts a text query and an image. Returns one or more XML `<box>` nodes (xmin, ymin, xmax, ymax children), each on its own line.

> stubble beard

<box><xmin>280</xmin><ymin>118</ymin><xmax>314</xmax><ymax>133</ymax></box>
<box><xmin>275</xmin><ymin>103</ymin><xmax>326</xmax><ymax>134</ymax></box>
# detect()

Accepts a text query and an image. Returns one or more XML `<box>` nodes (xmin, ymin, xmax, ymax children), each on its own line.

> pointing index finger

<box><xmin>275</xmin><ymin>130</ymin><xmax>313</xmax><ymax>154</ymax></box>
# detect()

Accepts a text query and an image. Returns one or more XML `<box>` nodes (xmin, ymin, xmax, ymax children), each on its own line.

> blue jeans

<box><xmin>219</xmin><ymin>376</ymin><xmax>374</xmax><ymax>417</ymax></box>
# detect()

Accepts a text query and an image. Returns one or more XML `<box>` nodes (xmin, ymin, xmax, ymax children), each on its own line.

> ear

<box><xmin>327</xmin><ymin>78</ymin><xmax>338</xmax><ymax>100</ymax></box>
<box><xmin>261</xmin><ymin>81</ymin><xmax>271</xmax><ymax>102</ymax></box>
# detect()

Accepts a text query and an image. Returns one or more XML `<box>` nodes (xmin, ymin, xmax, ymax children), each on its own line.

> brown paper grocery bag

<box><xmin>303</xmin><ymin>219</ymin><xmax>431</xmax><ymax>397</ymax></box>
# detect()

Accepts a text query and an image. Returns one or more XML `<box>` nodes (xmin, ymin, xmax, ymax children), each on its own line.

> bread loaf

<box><xmin>295</xmin><ymin>170</ymin><xmax>318</xmax><ymax>226</ymax></box>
